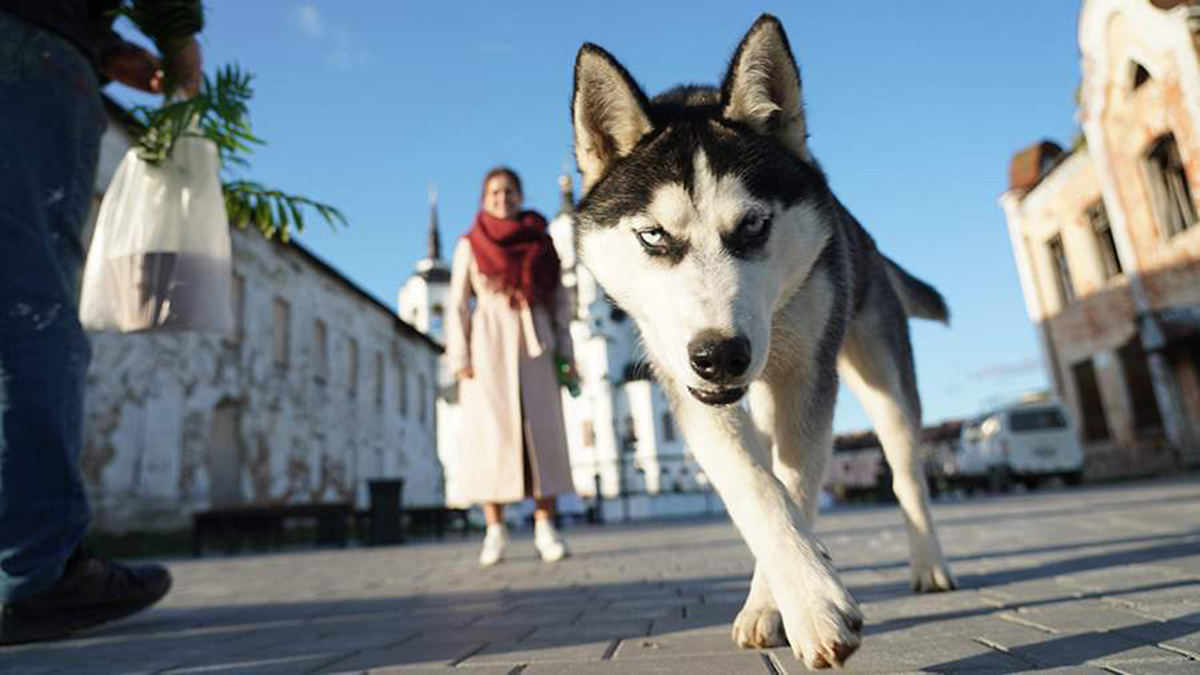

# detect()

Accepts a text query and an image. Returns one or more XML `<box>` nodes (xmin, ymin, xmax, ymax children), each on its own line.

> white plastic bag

<box><xmin>80</xmin><ymin>131</ymin><xmax>233</xmax><ymax>334</ymax></box>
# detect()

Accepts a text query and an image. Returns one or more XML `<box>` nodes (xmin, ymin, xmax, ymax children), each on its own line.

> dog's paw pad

<box><xmin>732</xmin><ymin>605</ymin><xmax>787</xmax><ymax>649</ymax></box>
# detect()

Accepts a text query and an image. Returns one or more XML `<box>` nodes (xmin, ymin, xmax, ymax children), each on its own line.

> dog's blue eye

<box><xmin>636</xmin><ymin>227</ymin><xmax>667</xmax><ymax>249</ymax></box>
<box><xmin>738</xmin><ymin>214</ymin><xmax>769</xmax><ymax>239</ymax></box>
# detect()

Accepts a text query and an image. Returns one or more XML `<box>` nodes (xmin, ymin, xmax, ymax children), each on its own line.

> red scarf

<box><xmin>466</xmin><ymin>210</ymin><xmax>561</xmax><ymax>308</ymax></box>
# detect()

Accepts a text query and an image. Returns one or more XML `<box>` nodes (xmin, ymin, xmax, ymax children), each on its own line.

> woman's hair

<box><xmin>481</xmin><ymin>166</ymin><xmax>523</xmax><ymax>200</ymax></box>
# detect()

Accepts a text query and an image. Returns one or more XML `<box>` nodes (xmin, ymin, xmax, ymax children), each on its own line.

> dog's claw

<box><xmin>789</xmin><ymin>602</ymin><xmax>862</xmax><ymax>668</ymax></box>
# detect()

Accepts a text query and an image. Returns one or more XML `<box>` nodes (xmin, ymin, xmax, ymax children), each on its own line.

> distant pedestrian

<box><xmin>445</xmin><ymin>166</ymin><xmax>577</xmax><ymax>566</ymax></box>
<box><xmin>0</xmin><ymin>0</ymin><xmax>203</xmax><ymax>645</ymax></box>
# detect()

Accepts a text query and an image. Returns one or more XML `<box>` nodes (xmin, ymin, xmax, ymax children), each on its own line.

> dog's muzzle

<box><xmin>687</xmin><ymin>385</ymin><xmax>748</xmax><ymax>406</ymax></box>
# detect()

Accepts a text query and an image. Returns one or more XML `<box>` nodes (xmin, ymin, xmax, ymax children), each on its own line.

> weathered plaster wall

<box><xmin>82</xmin><ymin>122</ymin><xmax>443</xmax><ymax>533</ymax></box>
<box><xmin>1003</xmin><ymin>0</ymin><xmax>1200</xmax><ymax>477</ymax></box>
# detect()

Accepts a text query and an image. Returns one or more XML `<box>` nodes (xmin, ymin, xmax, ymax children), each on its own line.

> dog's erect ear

<box><xmin>573</xmin><ymin>44</ymin><xmax>652</xmax><ymax>192</ymax></box>
<box><xmin>721</xmin><ymin>14</ymin><xmax>809</xmax><ymax>159</ymax></box>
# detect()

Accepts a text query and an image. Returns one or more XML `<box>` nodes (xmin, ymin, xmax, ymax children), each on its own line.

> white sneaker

<box><xmin>534</xmin><ymin>518</ymin><xmax>568</xmax><ymax>563</ymax></box>
<box><xmin>479</xmin><ymin>524</ymin><xmax>507</xmax><ymax>567</ymax></box>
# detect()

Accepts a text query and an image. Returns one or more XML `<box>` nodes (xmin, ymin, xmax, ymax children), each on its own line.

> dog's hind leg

<box><xmin>838</xmin><ymin>310</ymin><xmax>956</xmax><ymax>592</ymax></box>
<box><xmin>733</xmin><ymin>377</ymin><xmax>835</xmax><ymax>649</ymax></box>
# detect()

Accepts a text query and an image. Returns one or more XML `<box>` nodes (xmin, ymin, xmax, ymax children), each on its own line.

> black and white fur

<box><xmin>570</xmin><ymin>15</ymin><xmax>956</xmax><ymax>668</ymax></box>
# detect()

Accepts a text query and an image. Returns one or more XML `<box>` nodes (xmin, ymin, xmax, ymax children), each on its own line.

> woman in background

<box><xmin>445</xmin><ymin>166</ymin><xmax>576</xmax><ymax>566</ymax></box>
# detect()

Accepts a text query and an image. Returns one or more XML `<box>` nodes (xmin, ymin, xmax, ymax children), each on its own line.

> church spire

<box><xmin>557</xmin><ymin>173</ymin><xmax>575</xmax><ymax>217</ymax></box>
<box><xmin>427</xmin><ymin>183</ymin><xmax>441</xmax><ymax>261</ymax></box>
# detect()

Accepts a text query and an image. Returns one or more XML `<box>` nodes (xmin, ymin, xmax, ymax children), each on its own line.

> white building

<box><xmin>82</xmin><ymin>100</ymin><xmax>444</xmax><ymax>533</ymax></box>
<box><xmin>400</xmin><ymin>176</ymin><xmax>713</xmax><ymax>519</ymax></box>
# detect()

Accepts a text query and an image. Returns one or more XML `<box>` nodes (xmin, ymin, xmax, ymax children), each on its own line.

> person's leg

<box><xmin>0</xmin><ymin>12</ymin><xmax>105</xmax><ymax>605</ymax></box>
<box><xmin>0</xmin><ymin>15</ymin><xmax>171</xmax><ymax>646</ymax></box>
<box><xmin>482</xmin><ymin>503</ymin><xmax>504</xmax><ymax>526</ymax></box>
<box><xmin>533</xmin><ymin>496</ymin><xmax>567</xmax><ymax>562</ymax></box>
<box><xmin>478</xmin><ymin>503</ymin><xmax>507</xmax><ymax>567</ymax></box>
<box><xmin>533</xmin><ymin>497</ymin><xmax>555</xmax><ymax>522</ymax></box>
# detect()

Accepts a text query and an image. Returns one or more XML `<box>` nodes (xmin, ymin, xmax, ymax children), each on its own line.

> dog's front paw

<box><xmin>732</xmin><ymin>602</ymin><xmax>786</xmax><ymax>648</ymax></box>
<box><xmin>911</xmin><ymin>556</ymin><xmax>957</xmax><ymax>593</ymax></box>
<box><xmin>776</xmin><ymin>571</ymin><xmax>864</xmax><ymax>668</ymax></box>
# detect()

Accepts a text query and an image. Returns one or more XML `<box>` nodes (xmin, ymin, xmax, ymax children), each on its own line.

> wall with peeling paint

<box><xmin>82</xmin><ymin>113</ymin><xmax>444</xmax><ymax>533</ymax></box>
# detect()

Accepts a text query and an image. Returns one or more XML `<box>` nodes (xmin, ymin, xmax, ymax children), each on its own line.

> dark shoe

<box><xmin>0</xmin><ymin>548</ymin><xmax>172</xmax><ymax>646</ymax></box>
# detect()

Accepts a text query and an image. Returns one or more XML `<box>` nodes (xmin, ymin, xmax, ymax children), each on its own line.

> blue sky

<box><xmin>112</xmin><ymin>1</ymin><xmax>1084</xmax><ymax>433</ymax></box>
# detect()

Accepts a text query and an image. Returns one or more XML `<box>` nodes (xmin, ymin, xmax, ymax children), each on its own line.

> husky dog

<box><xmin>569</xmin><ymin>14</ymin><xmax>956</xmax><ymax>668</ymax></box>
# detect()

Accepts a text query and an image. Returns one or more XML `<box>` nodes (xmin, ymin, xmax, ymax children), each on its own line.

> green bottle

<box><xmin>555</xmin><ymin>354</ymin><xmax>581</xmax><ymax>397</ymax></box>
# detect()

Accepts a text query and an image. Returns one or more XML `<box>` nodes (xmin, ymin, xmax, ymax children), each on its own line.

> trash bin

<box><xmin>368</xmin><ymin>478</ymin><xmax>405</xmax><ymax>546</ymax></box>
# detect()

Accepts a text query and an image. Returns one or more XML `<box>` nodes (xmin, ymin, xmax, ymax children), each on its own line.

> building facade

<box><xmin>83</xmin><ymin>104</ymin><xmax>444</xmax><ymax>532</ymax></box>
<box><xmin>1000</xmin><ymin>0</ymin><xmax>1200</xmax><ymax>478</ymax></box>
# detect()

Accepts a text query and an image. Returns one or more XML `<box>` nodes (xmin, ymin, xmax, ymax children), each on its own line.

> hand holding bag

<box><xmin>80</xmin><ymin>126</ymin><xmax>232</xmax><ymax>334</ymax></box>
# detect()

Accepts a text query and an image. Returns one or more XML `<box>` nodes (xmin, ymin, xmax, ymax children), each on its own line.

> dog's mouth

<box><xmin>687</xmin><ymin>386</ymin><xmax>748</xmax><ymax>407</ymax></box>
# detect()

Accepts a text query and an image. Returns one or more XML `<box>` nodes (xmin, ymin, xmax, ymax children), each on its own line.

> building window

<box><xmin>273</xmin><ymin>298</ymin><xmax>291</xmax><ymax>368</ymax></box>
<box><xmin>1118</xmin><ymin>340</ymin><xmax>1164</xmax><ymax>435</ymax></box>
<box><xmin>1047</xmin><ymin>235</ymin><xmax>1075</xmax><ymax>307</ymax></box>
<box><xmin>1145</xmin><ymin>133</ymin><xmax>1197</xmax><ymax>238</ymax></box>
<box><xmin>347</xmin><ymin>338</ymin><xmax>359</xmax><ymax>398</ymax></box>
<box><xmin>397</xmin><ymin>359</ymin><xmax>408</xmax><ymax>416</ymax></box>
<box><xmin>374</xmin><ymin>351</ymin><xmax>385</xmax><ymax>409</ymax></box>
<box><xmin>661</xmin><ymin>412</ymin><xmax>676</xmax><ymax>442</ymax></box>
<box><xmin>1071</xmin><ymin>359</ymin><xmax>1110</xmax><ymax>442</ymax></box>
<box><xmin>418</xmin><ymin>372</ymin><xmax>428</xmax><ymax>426</ymax></box>
<box><xmin>313</xmin><ymin>319</ymin><xmax>328</xmax><ymax>382</ymax></box>
<box><xmin>1131</xmin><ymin>62</ymin><xmax>1151</xmax><ymax>90</ymax></box>
<box><xmin>581</xmin><ymin>420</ymin><xmax>596</xmax><ymax>448</ymax></box>
<box><xmin>430</xmin><ymin>304</ymin><xmax>444</xmax><ymax>337</ymax></box>
<box><xmin>1086</xmin><ymin>201</ymin><xmax>1123</xmax><ymax>280</ymax></box>
<box><xmin>230</xmin><ymin>272</ymin><xmax>245</xmax><ymax>344</ymax></box>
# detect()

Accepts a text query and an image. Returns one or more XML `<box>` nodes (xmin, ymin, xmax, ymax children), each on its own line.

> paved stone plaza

<box><xmin>5</xmin><ymin>479</ymin><xmax>1200</xmax><ymax>674</ymax></box>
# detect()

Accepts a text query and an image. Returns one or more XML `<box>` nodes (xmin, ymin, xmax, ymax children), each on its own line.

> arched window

<box><xmin>1130</xmin><ymin>61</ymin><xmax>1151</xmax><ymax>90</ymax></box>
<box><xmin>1145</xmin><ymin>133</ymin><xmax>1197</xmax><ymax>237</ymax></box>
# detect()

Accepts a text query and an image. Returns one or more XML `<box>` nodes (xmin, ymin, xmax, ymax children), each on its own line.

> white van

<box><xmin>949</xmin><ymin>401</ymin><xmax>1084</xmax><ymax>491</ymax></box>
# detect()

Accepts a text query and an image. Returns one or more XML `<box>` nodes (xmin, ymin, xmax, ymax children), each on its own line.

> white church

<box><xmin>398</xmin><ymin>178</ymin><xmax>716</xmax><ymax>520</ymax></box>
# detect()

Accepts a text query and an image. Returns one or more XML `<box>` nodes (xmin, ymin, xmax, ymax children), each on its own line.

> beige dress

<box><xmin>444</xmin><ymin>237</ymin><xmax>575</xmax><ymax>504</ymax></box>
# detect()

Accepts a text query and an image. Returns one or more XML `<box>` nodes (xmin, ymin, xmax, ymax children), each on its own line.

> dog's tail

<box><xmin>883</xmin><ymin>257</ymin><xmax>950</xmax><ymax>325</ymax></box>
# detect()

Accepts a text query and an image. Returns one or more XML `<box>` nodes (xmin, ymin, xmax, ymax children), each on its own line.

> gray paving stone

<box><xmin>521</xmin><ymin>652</ymin><xmax>773</xmax><ymax>674</ymax></box>
<box><xmin>4</xmin><ymin>479</ymin><xmax>1200</xmax><ymax>674</ymax></box>
<box><xmin>1114</xmin><ymin>618</ymin><xmax>1200</xmax><ymax>659</ymax></box>
<box><xmin>315</xmin><ymin>638</ymin><xmax>488</xmax><ymax>671</ymax></box>
<box><xmin>1009</xmin><ymin>599</ymin><xmax>1160</xmax><ymax>633</ymax></box>
<box><xmin>1106</xmin><ymin>659</ymin><xmax>1200</xmax><ymax>675</ymax></box>
<box><xmin>164</xmin><ymin>653</ymin><xmax>346</xmax><ymax>674</ymax></box>
<box><xmin>458</xmin><ymin>638</ymin><xmax>615</xmax><ymax>666</ymax></box>
<box><xmin>974</xmin><ymin>616</ymin><xmax>1181</xmax><ymax>667</ymax></box>
<box><xmin>614</xmin><ymin>626</ymin><xmax>741</xmax><ymax>660</ymax></box>
<box><xmin>770</xmin><ymin>627</ymin><xmax>1029</xmax><ymax>673</ymax></box>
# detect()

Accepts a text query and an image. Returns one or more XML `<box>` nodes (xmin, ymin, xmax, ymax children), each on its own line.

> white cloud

<box><xmin>326</xmin><ymin>29</ymin><xmax>372</xmax><ymax>70</ymax></box>
<box><xmin>292</xmin><ymin>4</ymin><xmax>371</xmax><ymax>70</ymax></box>
<box><xmin>295</xmin><ymin>3</ymin><xmax>325</xmax><ymax>38</ymax></box>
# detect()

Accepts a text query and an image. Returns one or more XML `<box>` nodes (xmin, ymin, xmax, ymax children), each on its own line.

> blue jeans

<box><xmin>0</xmin><ymin>13</ymin><xmax>106</xmax><ymax>603</ymax></box>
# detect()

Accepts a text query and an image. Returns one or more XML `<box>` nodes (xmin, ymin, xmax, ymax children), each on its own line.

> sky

<box><xmin>111</xmin><ymin>1</ymin><xmax>1085</xmax><ymax>433</ymax></box>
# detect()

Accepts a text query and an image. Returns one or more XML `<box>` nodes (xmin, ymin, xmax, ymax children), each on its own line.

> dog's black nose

<box><xmin>688</xmin><ymin>333</ymin><xmax>751</xmax><ymax>383</ymax></box>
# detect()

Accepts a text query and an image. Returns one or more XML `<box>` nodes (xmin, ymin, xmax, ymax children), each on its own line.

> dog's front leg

<box><xmin>673</xmin><ymin>394</ymin><xmax>862</xmax><ymax>668</ymax></box>
<box><xmin>732</xmin><ymin>378</ymin><xmax>836</xmax><ymax>651</ymax></box>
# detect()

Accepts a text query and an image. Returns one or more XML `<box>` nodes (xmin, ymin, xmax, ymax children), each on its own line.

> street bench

<box><xmin>352</xmin><ymin>506</ymin><xmax>471</xmax><ymax>543</ymax></box>
<box><xmin>406</xmin><ymin>506</ymin><xmax>470</xmax><ymax>539</ymax></box>
<box><xmin>192</xmin><ymin>502</ymin><xmax>353</xmax><ymax>556</ymax></box>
